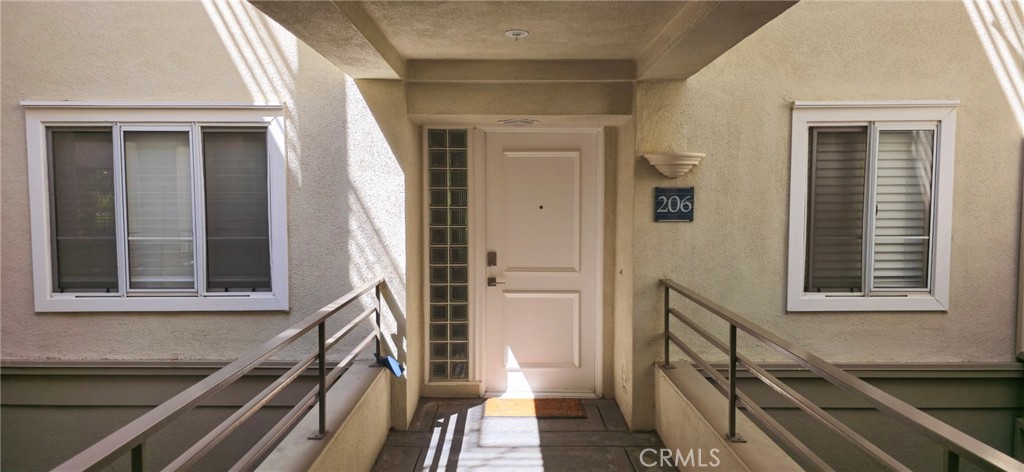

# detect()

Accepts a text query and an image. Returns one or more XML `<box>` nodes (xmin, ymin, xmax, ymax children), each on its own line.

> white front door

<box><xmin>482</xmin><ymin>129</ymin><xmax>601</xmax><ymax>397</ymax></box>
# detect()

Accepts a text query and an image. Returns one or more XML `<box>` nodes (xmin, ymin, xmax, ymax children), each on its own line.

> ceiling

<box><xmin>251</xmin><ymin>1</ymin><xmax>798</xmax><ymax>81</ymax></box>
<box><xmin>357</xmin><ymin>1</ymin><xmax>686</xmax><ymax>61</ymax></box>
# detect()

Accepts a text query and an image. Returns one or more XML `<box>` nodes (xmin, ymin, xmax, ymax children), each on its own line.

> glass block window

<box><xmin>427</xmin><ymin>129</ymin><xmax>470</xmax><ymax>381</ymax></box>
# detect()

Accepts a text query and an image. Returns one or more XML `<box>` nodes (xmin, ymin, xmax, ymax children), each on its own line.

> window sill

<box><xmin>787</xmin><ymin>294</ymin><xmax>947</xmax><ymax>313</ymax></box>
<box><xmin>34</xmin><ymin>294</ymin><xmax>288</xmax><ymax>312</ymax></box>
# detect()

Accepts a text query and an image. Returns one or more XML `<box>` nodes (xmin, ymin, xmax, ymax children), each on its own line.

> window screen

<box><xmin>49</xmin><ymin>128</ymin><xmax>117</xmax><ymax>292</ymax></box>
<box><xmin>805</xmin><ymin>128</ymin><xmax>867</xmax><ymax>293</ymax></box>
<box><xmin>203</xmin><ymin>130</ymin><xmax>271</xmax><ymax>292</ymax></box>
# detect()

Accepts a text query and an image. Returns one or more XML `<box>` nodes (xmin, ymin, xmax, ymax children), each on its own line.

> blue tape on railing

<box><xmin>374</xmin><ymin>354</ymin><xmax>403</xmax><ymax>377</ymax></box>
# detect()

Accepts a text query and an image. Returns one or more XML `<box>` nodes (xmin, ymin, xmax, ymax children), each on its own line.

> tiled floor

<box><xmin>371</xmin><ymin>398</ymin><xmax>676</xmax><ymax>472</ymax></box>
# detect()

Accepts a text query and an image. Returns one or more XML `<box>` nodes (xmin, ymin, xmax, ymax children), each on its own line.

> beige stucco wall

<box><xmin>0</xmin><ymin>0</ymin><xmax>418</xmax><ymax>428</ymax></box>
<box><xmin>308</xmin><ymin>368</ymin><xmax>391</xmax><ymax>472</ymax></box>
<box><xmin>352</xmin><ymin>78</ymin><xmax>424</xmax><ymax>426</ymax></box>
<box><xmin>407</xmin><ymin>82</ymin><xmax>634</xmax><ymax>116</ymax></box>
<box><xmin>613</xmin><ymin>117</ymin><xmax>637</xmax><ymax>423</ymax></box>
<box><xmin>628</xmin><ymin>0</ymin><xmax>1021</xmax><ymax>429</ymax></box>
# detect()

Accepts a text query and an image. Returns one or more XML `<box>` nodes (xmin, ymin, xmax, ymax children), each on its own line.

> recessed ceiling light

<box><xmin>505</xmin><ymin>29</ymin><xmax>529</xmax><ymax>41</ymax></box>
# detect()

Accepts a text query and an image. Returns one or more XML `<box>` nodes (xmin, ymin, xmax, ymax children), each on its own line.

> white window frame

<box><xmin>24</xmin><ymin>102</ymin><xmax>289</xmax><ymax>312</ymax></box>
<box><xmin>787</xmin><ymin>100</ymin><xmax>958</xmax><ymax>312</ymax></box>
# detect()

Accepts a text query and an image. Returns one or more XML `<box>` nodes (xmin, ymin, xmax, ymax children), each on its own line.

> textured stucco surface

<box><xmin>613</xmin><ymin>118</ymin><xmax>637</xmax><ymax>423</ymax></box>
<box><xmin>358</xmin><ymin>1</ymin><xmax>682</xmax><ymax>61</ymax></box>
<box><xmin>0</xmin><ymin>1</ymin><xmax>411</xmax><ymax>378</ymax></box>
<box><xmin>407</xmin><ymin>59</ymin><xmax>636</xmax><ymax>82</ymax></box>
<box><xmin>407</xmin><ymin>82</ymin><xmax>634</xmax><ymax>116</ymax></box>
<box><xmin>308</xmin><ymin>368</ymin><xmax>390</xmax><ymax>472</ymax></box>
<box><xmin>601</xmin><ymin>126</ymin><xmax>620</xmax><ymax>397</ymax></box>
<box><xmin>250</xmin><ymin>0</ymin><xmax>403</xmax><ymax>79</ymax></box>
<box><xmin>628</xmin><ymin>0</ymin><xmax>1021</xmax><ymax>429</ymax></box>
<box><xmin>353</xmin><ymin>78</ymin><xmax>423</xmax><ymax>427</ymax></box>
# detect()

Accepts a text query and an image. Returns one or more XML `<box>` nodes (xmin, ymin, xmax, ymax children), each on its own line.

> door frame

<box><xmin>473</xmin><ymin>127</ymin><xmax>604</xmax><ymax>397</ymax></box>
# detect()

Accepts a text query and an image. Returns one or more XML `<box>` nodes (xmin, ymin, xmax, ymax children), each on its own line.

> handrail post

<box><xmin>52</xmin><ymin>278</ymin><xmax>388</xmax><ymax>472</ymax></box>
<box><xmin>309</xmin><ymin>322</ymin><xmax>327</xmax><ymax>440</ymax></box>
<box><xmin>375</xmin><ymin>283</ymin><xmax>382</xmax><ymax>357</ymax></box>
<box><xmin>727</xmin><ymin>324</ymin><xmax>744</xmax><ymax>443</ymax></box>
<box><xmin>658</xmin><ymin>278</ymin><xmax>1024</xmax><ymax>471</ymax></box>
<box><xmin>944</xmin><ymin>449</ymin><xmax>960</xmax><ymax>472</ymax></box>
<box><xmin>663</xmin><ymin>285</ymin><xmax>671</xmax><ymax>368</ymax></box>
<box><xmin>131</xmin><ymin>442</ymin><xmax>145</xmax><ymax>472</ymax></box>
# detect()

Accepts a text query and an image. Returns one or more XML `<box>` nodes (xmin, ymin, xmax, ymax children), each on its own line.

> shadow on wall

<box><xmin>201</xmin><ymin>0</ymin><xmax>296</xmax><ymax>106</ymax></box>
<box><xmin>341</xmin><ymin>73</ymin><xmax>409</xmax><ymax>362</ymax></box>
<box><xmin>202</xmin><ymin>3</ymin><xmax>410</xmax><ymax>378</ymax></box>
<box><xmin>964</xmin><ymin>0</ymin><xmax>1024</xmax><ymax>360</ymax></box>
<box><xmin>963</xmin><ymin>0</ymin><xmax>1024</xmax><ymax>136</ymax></box>
<box><xmin>199</xmin><ymin>0</ymin><xmax>407</xmax><ymax>331</ymax></box>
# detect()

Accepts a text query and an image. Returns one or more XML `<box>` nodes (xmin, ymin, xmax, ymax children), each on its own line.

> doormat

<box><xmin>483</xmin><ymin>398</ymin><xmax>586</xmax><ymax>418</ymax></box>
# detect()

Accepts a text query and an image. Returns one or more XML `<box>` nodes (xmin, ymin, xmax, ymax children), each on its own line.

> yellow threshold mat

<box><xmin>483</xmin><ymin>398</ymin><xmax>586</xmax><ymax>418</ymax></box>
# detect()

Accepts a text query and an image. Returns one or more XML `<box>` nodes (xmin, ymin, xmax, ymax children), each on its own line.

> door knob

<box><xmin>487</xmin><ymin>277</ymin><xmax>506</xmax><ymax>287</ymax></box>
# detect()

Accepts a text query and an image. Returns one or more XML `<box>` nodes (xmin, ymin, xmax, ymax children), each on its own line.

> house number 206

<box><xmin>653</xmin><ymin>187</ymin><xmax>694</xmax><ymax>222</ymax></box>
<box><xmin>656</xmin><ymin>195</ymin><xmax>693</xmax><ymax>213</ymax></box>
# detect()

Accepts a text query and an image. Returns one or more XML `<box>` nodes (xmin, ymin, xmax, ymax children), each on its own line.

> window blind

<box><xmin>49</xmin><ymin>129</ymin><xmax>118</xmax><ymax>292</ymax></box>
<box><xmin>123</xmin><ymin>131</ymin><xmax>196</xmax><ymax>290</ymax></box>
<box><xmin>805</xmin><ymin>128</ymin><xmax>868</xmax><ymax>292</ymax></box>
<box><xmin>203</xmin><ymin>130</ymin><xmax>271</xmax><ymax>291</ymax></box>
<box><xmin>871</xmin><ymin>130</ymin><xmax>934</xmax><ymax>289</ymax></box>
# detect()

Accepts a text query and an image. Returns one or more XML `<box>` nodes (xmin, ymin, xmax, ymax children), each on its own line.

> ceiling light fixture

<box><xmin>505</xmin><ymin>29</ymin><xmax>529</xmax><ymax>41</ymax></box>
<box><xmin>498</xmin><ymin>118</ymin><xmax>539</xmax><ymax>126</ymax></box>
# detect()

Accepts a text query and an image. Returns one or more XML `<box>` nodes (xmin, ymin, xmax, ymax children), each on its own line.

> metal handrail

<box><xmin>669</xmin><ymin>308</ymin><xmax>907</xmax><ymax>472</ymax></box>
<box><xmin>230</xmin><ymin>331</ymin><xmax>377</xmax><ymax>472</ymax></box>
<box><xmin>660</xmin><ymin>278</ymin><xmax>1024</xmax><ymax>472</ymax></box>
<box><xmin>54</xmin><ymin>277</ymin><xmax>387</xmax><ymax>472</ymax></box>
<box><xmin>667</xmin><ymin>330</ymin><xmax>835</xmax><ymax>472</ymax></box>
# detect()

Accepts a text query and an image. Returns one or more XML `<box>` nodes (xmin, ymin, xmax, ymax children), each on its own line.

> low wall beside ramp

<box><xmin>654</xmin><ymin>363</ymin><xmax>801</xmax><ymax>472</ymax></box>
<box><xmin>259</xmin><ymin>364</ymin><xmax>391</xmax><ymax>472</ymax></box>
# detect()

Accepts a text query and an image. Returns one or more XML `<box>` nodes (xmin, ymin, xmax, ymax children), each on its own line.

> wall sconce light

<box><xmin>643</xmin><ymin>152</ymin><xmax>705</xmax><ymax>178</ymax></box>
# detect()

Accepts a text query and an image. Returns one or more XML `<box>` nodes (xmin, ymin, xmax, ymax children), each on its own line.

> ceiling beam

<box><xmin>407</xmin><ymin>82</ymin><xmax>634</xmax><ymax>116</ymax></box>
<box><xmin>331</xmin><ymin>1</ymin><xmax>406</xmax><ymax>78</ymax></box>
<box><xmin>637</xmin><ymin>1</ymin><xmax>797</xmax><ymax>81</ymax></box>
<box><xmin>407</xmin><ymin>60</ymin><xmax>635</xmax><ymax>83</ymax></box>
<box><xmin>249</xmin><ymin>0</ymin><xmax>404</xmax><ymax>79</ymax></box>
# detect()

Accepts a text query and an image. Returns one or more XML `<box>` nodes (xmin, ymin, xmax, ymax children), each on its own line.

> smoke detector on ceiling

<box><xmin>505</xmin><ymin>29</ymin><xmax>529</xmax><ymax>41</ymax></box>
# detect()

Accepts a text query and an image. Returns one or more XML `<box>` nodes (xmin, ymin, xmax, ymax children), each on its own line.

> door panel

<box><xmin>504</xmin><ymin>152</ymin><xmax>580</xmax><ymax>272</ymax></box>
<box><xmin>483</xmin><ymin>129</ymin><xmax>600</xmax><ymax>396</ymax></box>
<box><xmin>504</xmin><ymin>292</ymin><xmax>580</xmax><ymax>368</ymax></box>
